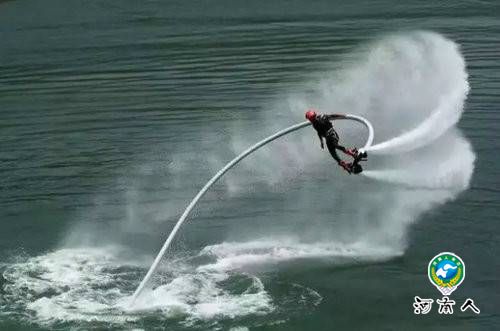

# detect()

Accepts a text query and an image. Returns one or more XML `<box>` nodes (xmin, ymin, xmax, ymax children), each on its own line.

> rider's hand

<box><xmin>320</xmin><ymin>142</ymin><xmax>324</xmax><ymax>149</ymax></box>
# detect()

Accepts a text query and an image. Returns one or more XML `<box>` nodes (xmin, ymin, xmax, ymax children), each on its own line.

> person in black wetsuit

<box><xmin>305</xmin><ymin>109</ymin><xmax>358</xmax><ymax>173</ymax></box>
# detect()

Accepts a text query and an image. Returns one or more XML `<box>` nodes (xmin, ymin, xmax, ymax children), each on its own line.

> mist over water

<box><xmin>1</xmin><ymin>31</ymin><xmax>477</xmax><ymax>329</ymax></box>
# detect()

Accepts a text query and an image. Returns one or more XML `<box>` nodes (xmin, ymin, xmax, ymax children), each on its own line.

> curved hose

<box><xmin>342</xmin><ymin>114</ymin><xmax>374</xmax><ymax>152</ymax></box>
<box><xmin>130</xmin><ymin>114</ymin><xmax>373</xmax><ymax>305</ymax></box>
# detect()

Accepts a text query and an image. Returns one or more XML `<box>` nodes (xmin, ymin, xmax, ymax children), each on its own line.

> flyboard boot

<box><xmin>339</xmin><ymin>160</ymin><xmax>352</xmax><ymax>174</ymax></box>
<box><xmin>350</xmin><ymin>149</ymin><xmax>368</xmax><ymax>174</ymax></box>
<box><xmin>345</xmin><ymin>148</ymin><xmax>359</xmax><ymax>158</ymax></box>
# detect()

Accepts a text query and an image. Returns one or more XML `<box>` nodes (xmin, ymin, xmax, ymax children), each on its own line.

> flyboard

<box><xmin>130</xmin><ymin>113</ymin><xmax>374</xmax><ymax>305</ymax></box>
<box><xmin>333</xmin><ymin>114</ymin><xmax>372</xmax><ymax>174</ymax></box>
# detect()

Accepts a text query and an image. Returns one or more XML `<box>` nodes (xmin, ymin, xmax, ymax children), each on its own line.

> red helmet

<box><xmin>305</xmin><ymin>109</ymin><xmax>317</xmax><ymax>121</ymax></box>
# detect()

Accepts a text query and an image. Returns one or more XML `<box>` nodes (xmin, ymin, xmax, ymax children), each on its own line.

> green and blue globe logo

<box><xmin>428</xmin><ymin>252</ymin><xmax>465</xmax><ymax>295</ymax></box>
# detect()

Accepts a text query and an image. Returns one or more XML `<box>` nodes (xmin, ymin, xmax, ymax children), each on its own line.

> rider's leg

<box><xmin>326</xmin><ymin>139</ymin><xmax>342</xmax><ymax>164</ymax></box>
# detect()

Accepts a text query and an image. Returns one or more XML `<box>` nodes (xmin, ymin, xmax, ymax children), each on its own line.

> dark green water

<box><xmin>1</xmin><ymin>0</ymin><xmax>499</xmax><ymax>330</ymax></box>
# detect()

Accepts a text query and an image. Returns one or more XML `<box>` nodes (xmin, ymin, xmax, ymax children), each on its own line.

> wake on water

<box><xmin>1</xmin><ymin>31</ymin><xmax>475</xmax><ymax>328</ymax></box>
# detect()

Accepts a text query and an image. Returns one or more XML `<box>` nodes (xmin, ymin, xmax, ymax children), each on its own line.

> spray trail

<box><xmin>357</xmin><ymin>32</ymin><xmax>474</xmax><ymax>188</ymax></box>
<box><xmin>363</xmin><ymin>129</ymin><xmax>475</xmax><ymax>189</ymax></box>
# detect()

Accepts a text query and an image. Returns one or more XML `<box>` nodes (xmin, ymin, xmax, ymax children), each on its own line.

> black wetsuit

<box><xmin>312</xmin><ymin>114</ymin><xmax>349</xmax><ymax>164</ymax></box>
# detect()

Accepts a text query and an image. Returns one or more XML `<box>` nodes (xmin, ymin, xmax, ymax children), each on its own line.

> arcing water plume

<box><xmin>363</xmin><ymin>34</ymin><xmax>470</xmax><ymax>155</ymax></box>
<box><xmin>357</xmin><ymin>32</ymin><xmax>474</xmax><ymax>188</ymax></box>
<box><xmin>225</xmin><ymin>31</ymin><xmax>474</xmax><ymax>247</ymax></box>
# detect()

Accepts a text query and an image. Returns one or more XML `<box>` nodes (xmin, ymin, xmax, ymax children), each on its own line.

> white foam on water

<box><xmin>197</xmin><ymin>238</ymin><xmax>398</xmax><ymax>272</ymax></box>
<box><xmin>126</xmin><ymin>237</ymin><xmax>395</xmax><ymax>318</ymax></box>
<box><xmin>2</xmin><ymin>237</ymin><xmax>398</xmax><ymax>327</ymax></box>
<box><xmin>2</xmin><ymin>247</ymin><xmax>135</xmax><ymax>325</ymax></box>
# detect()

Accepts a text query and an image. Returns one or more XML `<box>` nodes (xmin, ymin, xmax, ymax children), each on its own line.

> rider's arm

<box><xmin>317</xmin><ymin>132</ymin><xmax>324</xmax><ymax>149</ymax></box>
<box><xmin>326</xmin><ymin>114</ymin><xmax>347</xmax><ymax>120</ymax></box>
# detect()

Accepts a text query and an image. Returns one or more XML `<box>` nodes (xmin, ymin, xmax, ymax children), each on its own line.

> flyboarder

<box><xmin>305</xmin><ymin>109</ymin><xmax>363</xmax><ymax>174</ymax></box>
